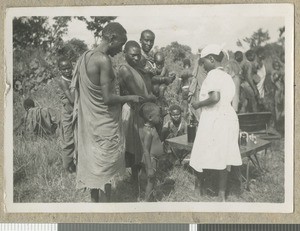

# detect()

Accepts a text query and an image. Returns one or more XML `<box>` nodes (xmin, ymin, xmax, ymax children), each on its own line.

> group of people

<box><xmin>15</xmin><ymin>21</ymin><xmax>285</xmax><ymax>203</ymax></box>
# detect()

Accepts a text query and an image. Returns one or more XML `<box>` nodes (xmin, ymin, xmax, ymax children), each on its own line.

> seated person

<box><xmin>161</xmin><ymin>105</ymin><xmax>188</xmax><ymax>164</ymax></box>
<box><xmin>152</xmin><ymin>52</ymin><xmax>176</xmax><ymax>98</ymax></box>
<box><xmin>14</xmin><ymin>98</ymin><xmax>58</xmax><ymax>137</ymax></box>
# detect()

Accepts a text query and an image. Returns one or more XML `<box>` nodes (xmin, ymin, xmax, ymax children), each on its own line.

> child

<box><xmin>14</xmin><ymin>98</ymin><xmax>57</xmax><ymax>136</ymax></box>
<box><xmin>162</xmin><ymin>104</ymin><xmax>187</xmax><ymax>140</ymax></box>
<box><xmin>57</xmin><ymin>57</ymin><xmax>76</xmax><ymax>174</ymax></box>
<box><xmin>152</xmin><ymin>52</ymin><xmax>176</xmax><ymax>137</ymax></box>
<box><xmin>190</xmin><ymin>44</ymin><xmax>242</xmax><ymax>202</ymax></box>
<box><xmin>138</xmin><ymin>102</ymin><xmax>164</xmax><ymax>201</ymax></box>
<box><xmin>152</xmin><ymin>52</ymin><xmax>176</xmax><ymax>98</ymax></box>
<box><xmin>161</xmin><ymin>104</ymin><xmax>188</xmax><ymax>164</ymax></box>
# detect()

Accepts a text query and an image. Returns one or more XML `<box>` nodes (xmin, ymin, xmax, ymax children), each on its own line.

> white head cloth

<box><xmin>200</xmin><ymin>43</ymin><xmax>229</xmax><ymax>60</ymax></box>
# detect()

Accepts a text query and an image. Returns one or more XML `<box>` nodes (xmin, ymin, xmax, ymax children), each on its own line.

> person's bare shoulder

<box><xmin>118</xmin><ymin>65</ymin><xmax>132</xmax><ymax>79</ymax></box>
<box><xmin>86</xmin><ymin>51</ymin><xmax>112</xmax><ymax>77</ymax></box>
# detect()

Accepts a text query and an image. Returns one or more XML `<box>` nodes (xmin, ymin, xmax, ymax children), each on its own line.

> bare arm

<box><xmin>142</xmin><ymin>129</ymin><xmax>154</xmax><ymax>177</ymax></box>
<box><xmin>119</xmin><ymin>66</ymin><xmax>156</xmax><ymax>102</ymax></box>
<box><xmin>99</xmin><ymin>55</ymin><xmax>142</xmax><ymax>105</ymax></box>
<box><xmin>192</xmin><ymin>91</ymin><xmax>220</xmax><ymax>110</ymax></box>
<box><xmin>161</xmin><ymin>122</ymin><xmax>170</xmax><ymax>141</ymax></box>
<box><xmin>59</xmin><ymin>79</ymin><xmax>74</xmax><ymax>104</ymax></box>
<box><xmin>232</xmin><ymin>77</ymin><xmax>240</xmax><ymax>112</ymax></box>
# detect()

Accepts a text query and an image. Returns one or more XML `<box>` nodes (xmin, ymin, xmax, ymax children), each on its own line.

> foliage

<box><xmin>75</xmin><ymin>16</ymin><xmax>117</xmax><ymax>46</ymax></box>
<box><xmin>56</xmin><ymin>38</ymin><xmax>89</xmax><ymax>63</ymax></box>
<box><xmin>13</xmin><ymin>16</ymin><xmax>72</xmax><ymax>50</ymax></box>
<box><xmin>278</xmin><ymin>26</ymin><xmax>285</xmax><ymax>47</ymax></box>
<box><xmin>237</xmin><ymin>28</ymin><xmax>270</xmax><ymax>49</ymax></box>
<box><xmin>12</xmin><ymin>17</ymin><xmax>89</xmax><ymax>97</ymax></box>
<box><xmin>161</xmin><ymin>41</ymin><xmax>192</xmax><ymax>62</ymax></box>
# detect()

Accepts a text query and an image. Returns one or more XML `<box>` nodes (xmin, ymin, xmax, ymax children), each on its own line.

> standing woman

<box><xmin>190</xmin><ymin>44</ymin><xmax>242</xmax><ymax>202</ymax></box>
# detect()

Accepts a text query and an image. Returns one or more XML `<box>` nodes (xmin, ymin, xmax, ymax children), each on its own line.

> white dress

<box><xmin>189</xmin><ymin>68</ymin><xmax>242</xmax><ymax>172</ymax></box>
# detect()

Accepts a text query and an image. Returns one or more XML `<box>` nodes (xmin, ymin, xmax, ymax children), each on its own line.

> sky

<box><xmin>61</xmin><ymin>5</ymin><xmax>285</xmax><ymax>53</ymax></box>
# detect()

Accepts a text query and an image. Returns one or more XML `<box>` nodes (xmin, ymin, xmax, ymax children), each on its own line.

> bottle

<box><xmin>187</xmin><ymin>115</ymin><xmax>197</xmax><ymax>143</ymax></box>
<box><xmin>241</xmin><ymin>133</ymin><xmax>247</xmax><ymax>146</ymax></box>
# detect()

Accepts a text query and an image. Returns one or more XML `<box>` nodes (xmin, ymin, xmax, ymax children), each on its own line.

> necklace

<box><xmin>61</xmin><ymin>76</ymin><xmax>72</xmax><ymax>82</ymax></box>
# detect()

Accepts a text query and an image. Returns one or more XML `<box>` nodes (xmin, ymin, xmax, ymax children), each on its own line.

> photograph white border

<box><xmin>4</xmin><ymin>4</ymin><xmax>294</xmax><ymax>213</ymax></box>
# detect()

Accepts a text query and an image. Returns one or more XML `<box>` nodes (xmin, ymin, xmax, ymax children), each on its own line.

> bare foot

<box><xmin>218</xmin><ymin>191</ymin><xmax>226</xmax><ymax>202</ymax></box>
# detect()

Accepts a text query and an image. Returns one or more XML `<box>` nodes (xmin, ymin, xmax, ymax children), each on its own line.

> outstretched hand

<box><xmin>128</xmin><ymin>95</ymin><xmax>145</xmax><ymax>103</ymax></box>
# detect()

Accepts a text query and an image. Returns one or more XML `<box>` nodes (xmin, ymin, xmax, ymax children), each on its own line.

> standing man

<box><xmin>140</xmin><ymin>30</ymin><xmax>156</xmax><ymax>72</ymax></box>
<box><xmin>118</xmin><ymin>40</ymin><xmax>156</xmax><ymax>192</ymax></box>
<box><xmin>239</xmin><ymin>50</ymin><xmax>260</xmax><ymax>112</ymax></box>
<box><xmin>71</xmin><ymin>23</ymin><xmax>141</xmax><ymax>202</ymax></box>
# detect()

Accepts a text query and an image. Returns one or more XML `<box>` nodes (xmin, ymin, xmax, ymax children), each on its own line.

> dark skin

<box><xmin>140</xmin><ymin>31</ymin><xmax>155</xmax><ymax>54</ymax></box>
<box><xmin>161</xmin><ymin>109</ymin><xmax>182</xmax><ymax>141</ymax></box>
<box><xmin>119</xmin><ymin>46</ymin><xmax>156</xmax><ymax>102</ymax></box>
<box><xmin>140</xmin><ymin>108</ymin><xmax>161</xmax><ymax>201</ymax></box>
<box><xmin>58</xmin><ymin>60</ymin><xmax>74</xmax><ymax>105</ymax></box>
<box><xmin>118</xmin><ymin>45</ymin><xmax>156</xmax><ymax>188</ymax></box>
<box><xmin>85</xmin><ymin>36</ymin><xmax>142</xmax><ymax>106</ymax></box>
<box><xmin>191</xmin><ymin>54</ymin><xmax>227</xmax><ymax>202</ymax></box>
<box><xmin>85</xmin><ymin>32</ymin><xmax>142</xmax><ymax>203</ymax></box>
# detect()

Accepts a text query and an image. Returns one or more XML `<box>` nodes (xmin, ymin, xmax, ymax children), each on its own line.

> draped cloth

<box><xmin>24</xmin><ymin>107</ymin><xmax>57</xmax><ymax>136</ymax></box>
<box><xmin>58</xmin><ymin>77</ymin><xmax>75</xmax><ymax>169</ymax></box>
<box><xmin>71</xmin><ymin>51</ymin><xmax>125</xmax><ymax>190</ymax></box>
<box><xmin>121</xmin><ymin>64</ymin><xmax>149</xmax><ymax>166</ymax></box>
<box><xmin>188</xmin><ymin>65</ymin><xmax>206</xmax><ymax>121</ymax></box>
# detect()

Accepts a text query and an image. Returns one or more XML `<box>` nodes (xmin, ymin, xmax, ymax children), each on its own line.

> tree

<box><xmin>161</xmin><ymin>41</ymin><xmax>192</xmax><ymax>62</ymax></box>
<box><xmin>56</xmin><ymin>38</ymin><xmax>88</xmax><ymax>63</ymax></box>
<box><xmin>278</xmin><ymin>26</ymin><xmax>285</xmax><ymax>47</ymax></box>
<box><xmin>75</xmin><ymin>16</ymin><xmax>117</xmax><ymax>46</ymax></box>
<box><xmin>237</xmin><ymin>28</ymin><xmax>270</xmax><ymax>49</ymax></box>
<box><xmin>13</xmin><ymin>17</ymin><xmax>49</xmax><ymax>49</ymax></box>
<box><xmin>13</xmin><ymin>16</ymin><xmax>72</xmax><ymax>50</ymax></box>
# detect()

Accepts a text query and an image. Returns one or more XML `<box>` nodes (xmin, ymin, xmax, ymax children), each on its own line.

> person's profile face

<box><xmin>140</xmin><ymin>32</ymin><xmax>155</xmax><ymax>53</ymax></box>
<box><xmin>125</xmin><ymin>46</ymin><xmax>141</xmax><ymax>67</ymax></box>
<box><xmin>202</xmin><ymin>56</ymin><xmax>214</xmax><ymax>72</ymax></box>
<box><xmin>170</xmin><ymin>109</ymin><xmax>181</xmax><ymax>123</ymax></box>
<box><xmin>109</xmin><ymin>33</ymin><xmax>127</xmax><ymax>57</ymax></box>
<box><xmin>59</xmin><ymin>61</ymin><xmax>73</xmax><ymax>79</ymax></box>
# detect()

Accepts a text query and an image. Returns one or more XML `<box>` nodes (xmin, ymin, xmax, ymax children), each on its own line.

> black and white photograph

<box><xmin>4</xmin><ymin>4</ymin><xmax>293</xmax><ymax>213</ymax></box>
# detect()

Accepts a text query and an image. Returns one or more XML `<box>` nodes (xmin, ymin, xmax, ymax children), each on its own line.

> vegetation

<box><xmin>12</xmin><ymin>17</ymin><xmax>285</xmax><ymax>203</ymax></box>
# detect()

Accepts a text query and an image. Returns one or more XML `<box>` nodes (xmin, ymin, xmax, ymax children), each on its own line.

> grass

<box><xmin>12</xmin><ymin>73</ymin><xmax>285</xmax><ymax>204</ymax></box>
<box><xmin>13</xmin><ymin>131</ymin><xmax>285</xmax><ymax>203</ymax></box>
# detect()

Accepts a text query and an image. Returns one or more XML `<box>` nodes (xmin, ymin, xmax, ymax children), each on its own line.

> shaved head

<box><xmin>102</xmin><ymin>22</ymin><xmax>127</xmax><ymax>41</ymax></box>
<box><xmin>124</xmin><ymin>40</ymin><xmax>140</xmax><ymax>52</ymax></box>
<box><xmin>140</xmin><ymin>30</ymin><xmax>155</xmax><ymax>53</ymax></box>
<box><xmin>140</xmin><ymin>30</ymin><xmax>155</xmax><ymax>40</ymax></box>
<box><xmin>154</xmin><ymin>52</ymin><xmax>165</xmax><ymax>63</ymax></box>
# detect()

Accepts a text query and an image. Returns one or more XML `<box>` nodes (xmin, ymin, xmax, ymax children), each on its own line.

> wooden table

<box><xmin>165</xmin><ymin>134</ymin><xmax>271</xmax><ymax>190</ymax></box>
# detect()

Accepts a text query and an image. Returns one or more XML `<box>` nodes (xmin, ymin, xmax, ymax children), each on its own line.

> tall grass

<box><xmin>13</xmin><ymin>54</ymin><xmax>284</xmax><ymax>203</ymax></box>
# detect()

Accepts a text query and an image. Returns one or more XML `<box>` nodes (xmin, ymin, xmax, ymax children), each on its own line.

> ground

<box><xmin>13</xmin><ymin>134</ymin><xmax>284</xmax><ymax>203</ymax></box>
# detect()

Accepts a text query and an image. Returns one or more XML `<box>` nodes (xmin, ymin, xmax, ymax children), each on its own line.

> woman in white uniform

<box><xmin>190</xmin><ymin>44</ymin><xmax>242</xmax><ymax>201</ymax></box>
